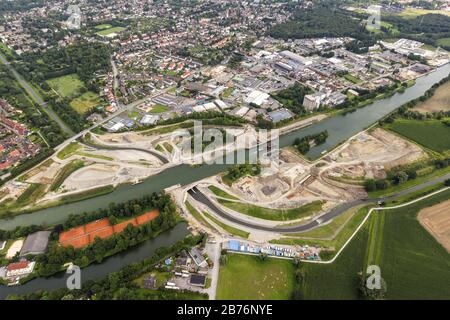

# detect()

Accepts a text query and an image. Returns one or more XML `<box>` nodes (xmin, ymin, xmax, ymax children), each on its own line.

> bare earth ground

<box><xmin>418</xmin><ymin>199</ymin><xmax>450</xmax><ymax>253</ymax></box>
<box><xmin>414</xmin><ymin>81</ymin><xmax>450</xmax><ymax>113</ymax></box>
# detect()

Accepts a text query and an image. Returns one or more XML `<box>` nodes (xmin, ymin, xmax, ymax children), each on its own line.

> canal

<box><xmin>0</xmin><ymin>63</ymin><xmax>449</xmax><ymax>231</ymax></box>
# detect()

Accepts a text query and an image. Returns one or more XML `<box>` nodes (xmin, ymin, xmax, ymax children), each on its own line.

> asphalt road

<box><xmin>188</xmin><ymin>172</ymin><xmax>450</xmax><ymax>234</ymax></box>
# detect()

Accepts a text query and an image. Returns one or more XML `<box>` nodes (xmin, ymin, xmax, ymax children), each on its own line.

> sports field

<box><xmin>386</xmin><ymin>119</ymin><xmax>450</xmax><ymax>153</ymax></box>
<box><xmin>46</xmin><ymin>74</ymin><xmax>85</xmax><ymax>98</ymax></box>
<box><xmin>217</xmin><ymin>253</ymin><xmax>295</xmax><ymax>300</ymax></box>
<box><xmin>70</xmin><ymin>91</ymin><xmax>101</xmax><ymax>114</ymax></box>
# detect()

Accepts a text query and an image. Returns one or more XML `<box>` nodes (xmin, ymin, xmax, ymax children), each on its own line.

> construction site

<box><xmin>182</xmin><ymin>127</ymin><xmax>429</xmax><ymax>242</ymax></box>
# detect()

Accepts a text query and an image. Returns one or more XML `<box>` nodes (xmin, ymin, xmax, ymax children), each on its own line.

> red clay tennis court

<box><xmin>89</xmin><ymin>226</ymin><xmax>114</xmax><ymax>241</ymax></box>
<box><xmin>59</xmin><ymin>226</ymin><xmax>85</xmax><ymax>243</ymax></box>
<box><xmin>59</xmin><ymin>210</ymin><xmax>160</xmax><ymax>249</ymax></box>
<box><xmin>85</xmin><ymin>218</ymin><xmax>109</xmax><ymax>233</ymax></box>
<box><xmin>62</xmin><ymin>235</ymin><xmax>90</xmax><ymax>249</ymax></box>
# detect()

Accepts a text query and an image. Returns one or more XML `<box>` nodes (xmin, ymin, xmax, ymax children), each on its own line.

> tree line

<box><xmin>292</xmin><ymin>131</ymin><xmax>329</xmax><ymax>155</ymax></box>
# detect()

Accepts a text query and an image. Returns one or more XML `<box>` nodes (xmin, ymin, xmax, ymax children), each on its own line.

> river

<box><xmin>0</xmin><ymin>63</ymin><xmax>449</xmax><ymax>231</ymax></box>
<box><xmin>0</xmin><ymin>222</ymin><xmax>189</xmax><ymax>299</ymax></box>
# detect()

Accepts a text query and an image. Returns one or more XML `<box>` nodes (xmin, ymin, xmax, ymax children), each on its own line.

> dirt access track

<box><xmin>418</xmin><ymin>199</ymin><xmax>450</xmax><ymax>253</ymax></box>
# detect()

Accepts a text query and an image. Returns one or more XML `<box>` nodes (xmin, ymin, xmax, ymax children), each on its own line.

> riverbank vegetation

<box><xmin>292</xmin><ymin>131</ymin><xmax>329</xmax><ymax>155</ymax></box>
<box><xmin>287</xmin><ymin>188</ymin><xmax>450</xmax><ymax>299</ymax></box>
<box><xmin>222</xmin><ymin>164</ymin><xmax>261</xmax><ymax>186</ymax></box>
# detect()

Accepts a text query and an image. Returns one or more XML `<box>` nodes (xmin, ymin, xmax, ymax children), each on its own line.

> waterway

<box><xmin>0</xmin><ymin>222</ymin><xmax>189</xmax><ymax>299</ymax></box>
<box><xmin>0</xmin><ymin>63</ymin><xmax>449</xmax><ymax>231</ymax></box>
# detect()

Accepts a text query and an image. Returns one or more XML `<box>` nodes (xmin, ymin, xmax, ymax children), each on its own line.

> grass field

<box><xmin>271</xmin><ymin>207</ymin><xmax>369</xmax><ymax>257</ymax></box>
<box><xmin>364</xmin><ymin>212</ymin><xmax>385</xmax><ymax>267</ymax></box>
<box><xmin>96</xmin><ymin>27</ymin><xmax>126</xmax><ymax>36</ymax></box>
<box><xmin>378</xmin><ymin>190</ymin><xmax>450</xmax><ymax>299</ymax></box>
<box><xmin>16</xmin><ymin>183</ymin><xmax>46</xmax><ymax>206</ymax></box>
<box><xmin>437</xmin><ymin>37</ymin><xmax>450</xmax><ymax>47</ymax></box>
<box><xmin>185</xmin><ymin>201</ymin><xmax>215</xmax><ymax>231</ymax></box>
<box><xmin>217</xmin><ymin>254</ymin><xmax>295</xmax><ymax>300</ymax></box>
<box><xmin>217</xmin><ymin>199</ymin><xmax>323</xmax><ymax>221</ymax></box>
<box><xmin>57</xmin><ymin>142</ymin><xmax>81</xmax><ymax>160</ymax></box>
<box><xmin>301</xmin><ymin>226</ymin><xmax>369</xmax><ymax>299</ymax></box>
<box><xmin>94</xmin><ymin>24</ymin><xmax>112</xmax><ymax>30</ymax></box>
<box><xmin>70</xmin><ymin>91</ymin><xmax>101</xmax><ymax>114</ymax></box>
<box><xmin>397</xmin><ymin>8</ymin><xmax>450</xmax><ymax>18</ymax></box>
<box><xmin>386</xmin><ymin>119</ymin><xmax>450</xmax><ymax>153</ymax></box>
<box><xmin>208</xmin><ymin>186</ymin><xmax>238</xmax><ymax>200</ymax></box>
<box><xmin>343</xmin><ymin>74</ymin><xmax>362</xmax><ymax>84</ymax></box>
<box><xmin>46</xmin><ymin>74</ymin><xmax>85</xmax><ymax>98</ymax></box>
<box><xmin>203</xmin><ymin>211</ymin><xmax>249</xmax><ymax>239</ymax></box>
<box><xmin>76</xmin><ymin>152</ymin><xmax>114</xmax><ymax>161</ymax></box>
<box><xmin>150</xmin><ymin>104</ymin><xmax>170</xmax><ymax>113</ymax></box>
<box><xmin>163</xmin><ymin>142</ymin><xmax>173</xmax><ymax>153</ymax></box>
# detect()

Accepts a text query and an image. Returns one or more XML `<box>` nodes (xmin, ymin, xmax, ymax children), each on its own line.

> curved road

<box><xmin>188</xmin><ymin>173</ymin><xmax>450</xmax><ymax>233</ymax></box>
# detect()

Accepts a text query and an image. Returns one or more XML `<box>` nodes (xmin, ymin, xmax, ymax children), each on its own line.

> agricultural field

<box><xmin>50</xmin><ymin>160</ymin><xmax>85</xmax><ymax>191</ymax></box>
<box><xmin>301</xmin><ymin>227</ymin><xmax>369</xmax><ymax>299</ymax></box>
<box><xmin>70</xmin><ymin>91</ymin><xmax>101</xmax><ymax>114</ymax></box>
<box><xmin>343</xmin><ymin>74</ymin><xmax>362</xmax><ymax>84</ymax></box>
<box><xmin>216</xmin><ymin>253</ymin><xmax>295</xmax><ymax>300</ymax></box>
<box><xmin>418</xmin><ymin>199</ymin><xmax>450</xmax><ymax>253</ymax></box>
<box><xmin>208</xmin><ymin>186</ymin><xmax>238</xmax><ymax>200</ymax></box>
<box><xmin>202</xmin><ymin>211</ymin><xmax>249</xmax><ymax>239</ymax></box>
<box><xmin>386</xmin><ymin>119</ymin><xmax>450</xmax><ymax>153</ymax></box>
<box><xmin>396</xmin><ymin>8</ymin><xmax>450</xmax><ymax>18</ymax></box>
<box><xmin>378</xmin><ymin>190</ymin><xmax>450</xmax><ymax>299</ymax></box>
<box><xmin>414</xmin><ymin>81</ymin><xmax>450</xmax><ymax>113</ymax></box>
<box><xmin>46</xmin><ymin>74</ymin><xmax>85</xmax><ymax>98</ymax></box>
